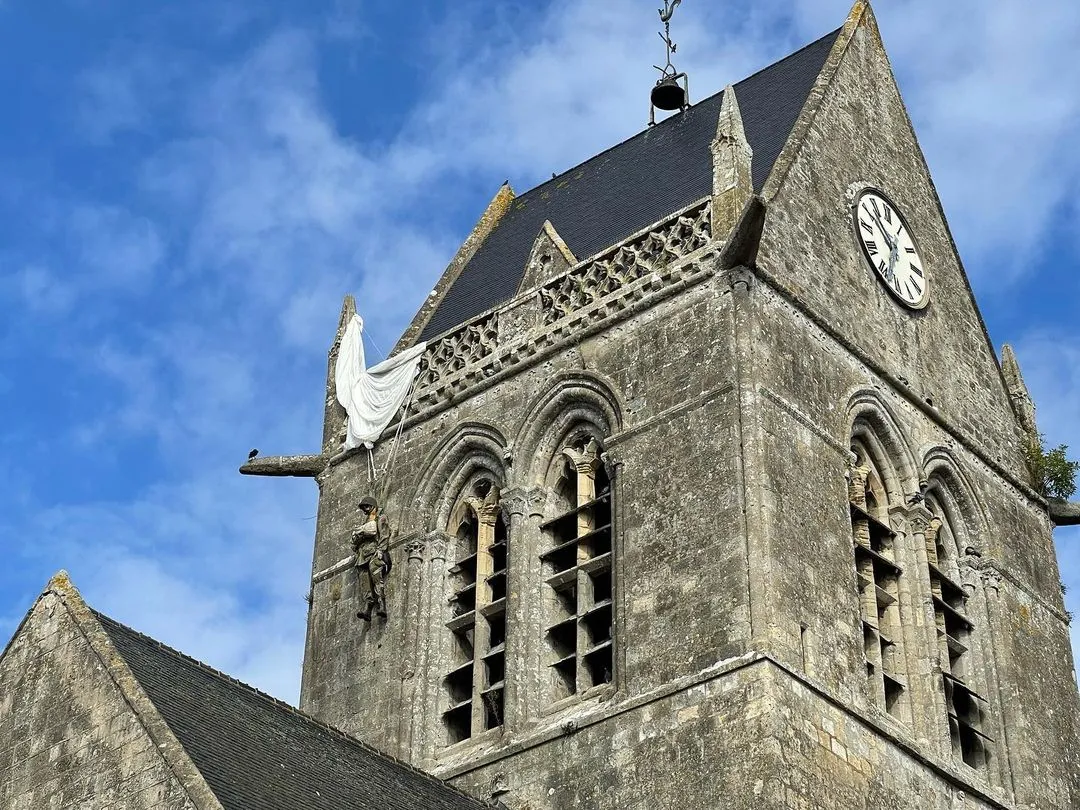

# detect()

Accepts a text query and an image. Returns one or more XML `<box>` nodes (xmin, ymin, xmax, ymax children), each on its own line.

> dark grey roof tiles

<box><xmin>95</xmin><ymin>612</ymin><xmax>490</xmax><ymax>810</ymax></box>
<box><xmin>417</xmin><ymin>27</ymin><xmax>841</xmax><ymax>342</ymax></box>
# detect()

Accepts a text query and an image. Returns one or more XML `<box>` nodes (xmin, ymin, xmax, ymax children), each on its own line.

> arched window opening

<box><xmin>849</xmin><ymin>439</ymin><xmax>908</xmax><ymax>720</ymax></box>
<box><xmin>443</xmin><ymin>478</ymin><xmax>508</xmax><ymax>743</ymax></box>
<box><xmin>540</xmin><ymin>437</ymin><xmax>614</xmax><ymax>702</ymax></box>
<box><xmin>924</xmin><ymin>487</ymin><xmax>993</xmax><ymax>770</ymax></box>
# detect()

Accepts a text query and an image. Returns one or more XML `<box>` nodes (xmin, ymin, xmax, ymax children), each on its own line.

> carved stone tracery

<box><xmin>412</xmin><ymin>203</ymin><xmax>711</xmax><ymax>400</ymax></box>
<box><xmin>416</xmin><ymin>314</ymin><xmax>499</xmax><ymax>391</ymax></box>
<box><xmin>539</xmin><ymin>205</ymin><xmax>711</xmax><ymax>325</ymax></box>
<box><xmin>403</xmin><ymin>537</ymin><xmax>428</xmax><ymax>563</ymax></box>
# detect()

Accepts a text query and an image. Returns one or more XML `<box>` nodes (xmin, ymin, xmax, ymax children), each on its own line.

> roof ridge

<box><xmin>91</xmin><ymin>610</ymin><xmax>494</xmax><ymax>808</ymax></box>
<box><xmin>733</xmin><ymin>26</ymin><xmax>845</xmax><ymax>89</ymax></box>
<box><xmin>514</xmin><ymin>25</ymin><xmax>844</xmax><ymax>203</ymax></box>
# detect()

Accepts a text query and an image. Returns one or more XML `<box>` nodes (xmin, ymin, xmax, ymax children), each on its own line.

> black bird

<box><xmin>248</xmin><ymin>449</ymin><xmax>259</xmax><ymax>461</ymax></box>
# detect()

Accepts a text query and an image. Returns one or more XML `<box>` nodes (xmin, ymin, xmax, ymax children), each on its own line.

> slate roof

<box><xmin>94</xmin><ymin>611</ymin><xmax>490</xmax><ymax>810</ymax></box>
<box><xmin>417</xmin><ymin>27</ymin><xmax>841</xmax><ymax>342</ymax></box>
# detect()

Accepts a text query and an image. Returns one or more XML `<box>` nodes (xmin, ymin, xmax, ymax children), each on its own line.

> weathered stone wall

<box><xmin>298</xmin><ymin>6</ymin><xmax>1080</xmax><ymax>809</ymax></box>
<box><xmin>0</xmin><ymin>593</ymin><xmax>199</xmax><ymax>810</ymax></box>
<box><xmin>300</xmin><ymin>271</ymin><xmax>751</xmax><ymax>767</ymax></box>
<box><xmin>447</xmin><ymin>660</ymin><xmax>1008</xmax><ymax>810</ymax></box>
<box><xmin>750</xmin><ymin>8</ymin><xmax>1080</xmax><ymax>807</ymax></box>
<box><xmin>445</xmin><ymin>657</ymin><xmax>785</xmax><ymax>810</ymax></box>
<box><xmin>757</xmin><ymin>12</ymin><xmax>1029</xmax><ymax>485</ymax></box>
<box><xmin>768</xmin><ymin>663</ymin><xmax>1003</xmax><ymax>810</ymax></box>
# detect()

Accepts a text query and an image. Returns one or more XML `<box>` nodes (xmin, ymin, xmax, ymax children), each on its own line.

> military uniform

<box><xmin>353</xmin><ymin>498</ymin><xmax>391</xmax><ymax>620</ymax></box>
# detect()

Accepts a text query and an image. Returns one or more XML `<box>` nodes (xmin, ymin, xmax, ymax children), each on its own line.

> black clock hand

<box><xmin>865</xmin><ymin>205</ymin><xmax>896</xmax><ymax>251</ymax></box>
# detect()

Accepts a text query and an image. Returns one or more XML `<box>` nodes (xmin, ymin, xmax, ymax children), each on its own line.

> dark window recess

<box><xmin>482</xmin><ymin>687</ymin><xmax>504</xmax><ymax>731</ymax></box>
<box><xmin>542</xmin><ymin>446</ymin><xmax>615</xmax><ymax>700</ymax></box>
<box><xmin>444</xmin><ymin>661</ymin><xmax>473</xmax><ymax>704</ymax></box>
<box><xmin>487</xmin><ymin>571</ymin><xmax>507</xmax><ymax>602</ymax></box>
<box><xmin>444</xmin><ymin>506</ymin><xmax>510</xmax><ymax>744</ymax></box>
<box><xmin>488</xmin><ymin>619</ymin><xmax>506</xmax><ymax>650</ymax></box>
<box><xmin>444</xmin><ymin>702</ymin><xmax>472</xmax><ymax>745</ymax></box>
<box><xmin>589</xmin><ymin>569</ymin><xmax>613</xmax><ymax>603</ymax></box>
<box><xmin>484</xmin><ymin>649</ymin><xmax>505</xmax><ymax>686</ymax></box>
<box><xmin>850</xmin><ymin>474</ymin><xmax>907</xmax><ymax>721</ymax></box>
<box><xmin>927</xmin><ymin>510</ymin><xmax>993</xmax><ymax>770</ymax></box>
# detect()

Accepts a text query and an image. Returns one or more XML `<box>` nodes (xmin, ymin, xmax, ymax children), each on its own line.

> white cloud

<box><xmin>820</xmin><ymin>1</ymin><xmax>1080</xmax><ymax>283</ymax></box>
<box><xmin>11</xmin><ymin>471</ymin><xmax>315</xmax><ymax>700</ymax></box>
<box><xmin>9</xmin><ymin>0</ymin><xmax>1080</xmax><ymax>704</ymax></box>
<box><xmin>71</xmin><ymin>204</ymin><xmax>166</xmax><ymax>289</ymax></box>
<box><xmin>13</xmin><ymin>264</ymin><xmax>77</xmax><ymax>316</ymax></box>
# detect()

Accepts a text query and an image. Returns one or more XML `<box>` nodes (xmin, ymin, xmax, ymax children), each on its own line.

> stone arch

<box><xmin>513</xmin><ymin>372</ymin><xmax>621</xmax><ymax>703</ymax></box>
<box><xmin>411</xmin><ymin>422</ymin><xmax>509</xmax><ymax>533</ymax></box>
<box><xmin>919</xmin><ymin>448</ymin><xmax>996</xmax><ymax>771</ymax></box>
<box><xmin>513</xmin><ymin>371</ymin><xmax>624</xmax><ymax>491</ymax></box>
<box><xmin>921</xmin><ymin>447</ymin><xmax>990</xmax><ymax>555</ymax></box>
<box><xmin>847</xmin><ymin>389</ymin><xmax>920</xmax><ymax>507</ymax></box>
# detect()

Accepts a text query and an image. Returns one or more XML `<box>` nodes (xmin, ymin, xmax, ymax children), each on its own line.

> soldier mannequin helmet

<box><xmin>359</xmin><ymin>496</ymin><xmax>377</xmax><ymax>513</ymax></box>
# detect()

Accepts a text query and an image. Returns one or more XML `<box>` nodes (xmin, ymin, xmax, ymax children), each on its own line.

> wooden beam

<box><xmin>239</xmin><ymin>454</ymin><xmax>326</xmax><ymax>478</ymax></box>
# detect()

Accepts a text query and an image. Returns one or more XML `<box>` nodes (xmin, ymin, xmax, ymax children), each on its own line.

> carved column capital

<box><xmin>403</xmin><ymin>536</ymin><xmax>428</xmax><ymax>563</ymax></box>
<box><xmin>425</xmin><ymin>531</ymin><xmax>451</xmax><ymax>563</ymax></box>
<box><xmin>467</xmin><ymin>487</ymin><xmax>501</xmax><ymax>527</ymax></box>
<box><xmin>563</xmin><ymin>437</ymin><xmax>602</xmax><ymax>479</ymax></box>
<box><xmin>902</xmin><ymin>503</ymin><xmax>934</xmax><ymax>534</ymax></box>
<box><xmin>976</xmin><ymin>564</ymin><xmax>1002</xmax><ymax>594</ymax></box>
<box><xmin>599</xmin><ymin>450</ymin><xmax>624</xmax><ymax>480</ymax></box>
<box><xmin>721</xmin><ymin>264</ymin><xmax>756</xmax><ymax>295</ymax></box>
<box><xmin>501</xmin><ymin>487</ymin><xmax>545</xmax><ymax>519</ymax></box>
<box><xmin>887</xmin><ymin>505</ymin><xmax>910</xmax><ymax>535</ymax></box>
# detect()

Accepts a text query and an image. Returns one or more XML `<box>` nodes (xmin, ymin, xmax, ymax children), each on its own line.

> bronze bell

<box><xmin>651</xmin><ymin>76</ymin><xmax>686</xmax><ymax>111</ymax></box>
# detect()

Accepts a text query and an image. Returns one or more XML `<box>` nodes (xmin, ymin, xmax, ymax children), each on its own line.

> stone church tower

<box><xmin>267</xmin><ymin>3</ymin><xmax>1080</xmax><ymax>808</ymax></box>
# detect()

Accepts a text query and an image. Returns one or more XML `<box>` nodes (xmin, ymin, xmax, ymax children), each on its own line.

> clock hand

<box><xmin>864</xmin><ymin>204</ymin><xmax>896</xmax><ymax>251</ymax></box>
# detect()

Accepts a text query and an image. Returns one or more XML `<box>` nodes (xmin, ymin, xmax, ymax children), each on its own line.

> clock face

<box><xmin>853</xmin><ymin>189</ymin><xmax>928</xmax><ymax>309</ymax></box>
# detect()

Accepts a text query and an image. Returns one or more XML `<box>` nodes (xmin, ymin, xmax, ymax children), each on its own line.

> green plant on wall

<box><xmin>1025</xmin><ymin>434</ymin><xmax>1079</xmax><ymax>501</ymax></box>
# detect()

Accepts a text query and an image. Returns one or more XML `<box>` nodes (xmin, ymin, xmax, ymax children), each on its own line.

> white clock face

<box><xmin>853</xmin><ymin>189</ymin><xmax>928</xmax><ymax>309</ymax></box>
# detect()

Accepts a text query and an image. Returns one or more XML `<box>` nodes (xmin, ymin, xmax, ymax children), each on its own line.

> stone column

<box><xmin>417</xmin><ymin>531</ymin><xmax>450</xmax><ymax>766</ymax></box>
<box><xmin>397</xmin><ymin>535</ymin><xmax>429</xmax><ymax>761</ymax></box>
<box><xmin>563</xmin><ymin>439</ymin><xmax>602</xmax><ymax>690</ymax></box>
<box><xmin>904</xmin><ymin>506</ymin><xmax>949</xmax><ymax>754</ymax></box>
<box><xmin>724</xmin><ymin>264</ymin><xmax>770</xmax><ymax>653</ymax></box>
<box><xmin>601</xmin><ymin>449</ymin><xmax>626</xmax><ymax>694</ymax></box>
<box><xmin>501</xmin><ymin>486</ymin><xmax>544</xmax><ymax>728</ymax></box>
<box><xmin>972</xmin><ymin>564</ymin><xmax>1018</xmax><ymax>796</ymax></box>
<box><xmin>467</xmin><ymin>491</ymin><xmax>500</xmax><ymax>736</ymax></box>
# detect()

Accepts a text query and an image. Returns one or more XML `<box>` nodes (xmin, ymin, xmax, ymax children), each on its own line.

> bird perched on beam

<box><xmin>248</xmin><ymin>449</ymin><xmax>259</xmax><ymax>461</ymax></box>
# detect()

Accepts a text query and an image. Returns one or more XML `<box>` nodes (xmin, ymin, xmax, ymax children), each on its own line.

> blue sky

<box><xmin>1</xmin><ymin>0</ymin><xmax>1078</xmax><ymax>702</ymax></box>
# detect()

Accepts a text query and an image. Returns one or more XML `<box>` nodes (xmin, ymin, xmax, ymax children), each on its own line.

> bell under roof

<box><xmin>416</xmin><ymin>27</ymin><xmax>842</xmax><ymax>343</ymax></box>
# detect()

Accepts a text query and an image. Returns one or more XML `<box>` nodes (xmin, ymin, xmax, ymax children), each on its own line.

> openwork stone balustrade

<box><xmin>413</xmin><ymin>200</ymin><xmax>714</xmax><ymax>410</ymax></box>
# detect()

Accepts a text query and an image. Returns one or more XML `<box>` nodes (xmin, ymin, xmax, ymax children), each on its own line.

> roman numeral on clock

<box><xmin>855</xmin><ymin>190</ymin><xmax>928</xmax><ymax>307</ymax></box>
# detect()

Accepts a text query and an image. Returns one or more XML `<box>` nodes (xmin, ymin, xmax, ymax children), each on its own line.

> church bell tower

<box><xmin>255</xmin><ymin>3</ymin><xmax>1080</xmax><ymax>807</ymax></box>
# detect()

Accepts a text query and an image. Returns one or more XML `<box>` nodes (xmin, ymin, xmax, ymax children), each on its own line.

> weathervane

<box><xmin>649</xmin><ymin>0</ymin><xmax>690</xmax><ymax>125</ymax></box>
